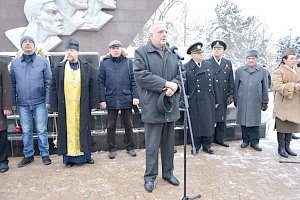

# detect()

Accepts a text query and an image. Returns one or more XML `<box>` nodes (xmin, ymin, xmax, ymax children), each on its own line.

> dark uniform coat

<box><xmin>50</xmin><ymin>59</ymin><xmax>99</xmax><ymax>155</ymax></box>
<box><xmin>184</xmin><ymin>60</ymin><xmax>220</xmax><ymax>137</ymax></box>
<box><xmin>0</xmin><ymin>60</ymin><xmax>12</xmax><ymax>131</ymax></box>
<box><xmin>207</xmin><ymin>57</ymin><xmax>234</xmax><ymax>122</ymax></box>
<box><xmin>234</xmin><ymin>65</ymin><xmax>269</xmax><ymax>127</ymax></box>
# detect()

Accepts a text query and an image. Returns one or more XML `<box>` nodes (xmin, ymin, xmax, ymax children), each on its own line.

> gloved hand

<box><xmin>261</xmin><ymin>103</ymin><xmax>268</xmax><ymax>111</ymax></box>
<box><xmin>234</xmin><ymin>102</ymin><xmax>237</xmax><ymax>107</ymax></box>
<box><xmin>226</xmin><ymin>95</ymin><xmax>234</xmax><ymax>105</ymax></box>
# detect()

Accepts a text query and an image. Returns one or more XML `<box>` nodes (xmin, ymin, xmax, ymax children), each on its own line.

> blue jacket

<box><xmin>97</xmin><ymin>55</ymin><xmax>139</xmax><ymax>109</ymax></box>
<box><xmin>10</xmin><ymin>53</ymin><xmax>52</xmax><ymax>106</ymax></box>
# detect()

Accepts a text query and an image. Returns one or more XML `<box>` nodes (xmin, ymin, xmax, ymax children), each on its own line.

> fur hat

<box><xmin>245</xmin><ymin>49</ymin><xmax>258</xmax><ymax>58</ymax></box>
<box><xmin>281</xmin><ymin>48</ymin><xmax>296</xmax><ymax>58</ymax></box>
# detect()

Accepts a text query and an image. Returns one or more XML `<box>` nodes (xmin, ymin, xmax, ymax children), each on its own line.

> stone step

<box><xmin>6</xmin><ymin>107</ymin><xmax>266</xmax><ymax>157</ymax></box>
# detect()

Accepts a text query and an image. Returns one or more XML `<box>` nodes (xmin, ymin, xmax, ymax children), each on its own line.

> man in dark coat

<box><xmin>134</xmin><ymin>22</ymin><xmax>182</xmax><ymax>193</ymax></box>
<box><xmin>184</xmin><ymin>42</ymin><xmax>220</xmax><ymax>155</ymax></box>
<box><xmin>97</xmin><ymin>40</ymin><xmax>139</xmax><ymax>159</ymax></box>
<box><xmin>0</xmin><ymin>60</ymin><xmax>13</xmax><ymax>173</ymax></box>
<box><xmin>207</xmin><ymin>40</ymin><xmax>234</xmax><ymax>147</ymax></box>
<box><xmin>234</xmin><ymin>50</ymin><xmax>269</xmax><ymax>151</ymax></box>
<box><xmin>50</xmin><ymin>39</ymin><xmax>99</xmax><ymax>167</ymax></box>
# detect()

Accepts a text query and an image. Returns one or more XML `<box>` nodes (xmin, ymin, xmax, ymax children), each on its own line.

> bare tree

<box><xmin>203</xmin><ymin>0</ymin><xmax>272</xmax><ymax>69</ymax></box>
<box><xmin>131</xmin><ymin>0</ymin><xmax>182</xmax><ymax>47</ymax></box>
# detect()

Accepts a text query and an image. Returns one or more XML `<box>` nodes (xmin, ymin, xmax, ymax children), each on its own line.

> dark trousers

<box><xmin>194</xmin><ymin>136</ymin><xmax>212</xmax><ymax>150</ymax></box>
<box><xmin>0</xmin><ymin>130</ymin><xmax>9</xmax><ymax>164</ymax></box>
<box><xmin>214</xmin><ymin>122</ymin><xmax>226</xmax><ymax>143</ymax></box>
<box><xmin>107</xmin><ymin>109</ymin><xmax>134</xmax><ymax>151</ymax></box>
<box><xmin>144</xmin><ymin>122</ymin><xmax>175</xmax><ymax>182</ymax></box>
<box><xmin>241</xmin><ymin>126</ymin><xmax>260</xmax><ymax>145</ymax></box>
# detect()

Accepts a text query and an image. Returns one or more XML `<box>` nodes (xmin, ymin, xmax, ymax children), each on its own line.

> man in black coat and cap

<box><xmin>206</xmin><ymin>40</ymin><xmax>234</xmax><ymax>147</ymax></box>
<box><xmin>184</xmin><ymin>42</ymin><xmax>220</xmax><ymax>154</ymax></box>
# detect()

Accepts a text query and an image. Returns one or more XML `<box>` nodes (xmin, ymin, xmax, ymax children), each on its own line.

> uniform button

<box><xmin>197</xmin><ymin>80</ymin><xmax>199</xmax><ymax>82</ymax></box>
<box><xmin>198</xmin><ymin>90</ymin><xmax>200</xmax><ymax>92</ymax></box>
<box><xmin>224</xmin><ymin>80</ymin><xmax>227</xmax><ymax>82</ymax></box>
<box><xmin>224</xmin><ymin>71</ymin><xmax>227</xmax><ymax>74</ymax></box>
<box><xmin>209</xmin><ymin>79</ymin><xmax>212</xmax><ymax>81</ymax></box>
<box><xmin>224</xmin><ymin>89</ymin><xmax>226</xmax><ymax>91</ymax></box>
<box><xmin>197</xmin><ymin>85</ymin><xmax>200</xmax><ymax>87</ymax></box>
<box><xmin>209</xmin><ymin>84</ymin><xmax>211</xmax><ymax>86</ymax></box>
<box><xmin>216</xmin><ymin>79</ymin><xmax>218</xmax><ymax>82</ymax></box>
<box><xmin>209</xmin><ymin>89</ymin><xmax>211</xmax><ymax>91</ymax></box>
<box><xmin>208</xmin><ymin>74</ymin><xmax>211</xmax><ymax>76</ymax></box>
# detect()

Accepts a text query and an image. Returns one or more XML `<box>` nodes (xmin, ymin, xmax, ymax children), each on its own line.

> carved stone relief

<box><xmin>5</xmin><ymin>0</ymin><xmax>116</xmax><ymax>51</ymax></box>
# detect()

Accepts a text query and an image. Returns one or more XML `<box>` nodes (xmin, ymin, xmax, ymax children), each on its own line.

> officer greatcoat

<box><xmin>184</xmin><ymin>60</ymin><xmax>220</xmax><ymax>137</ymax></box>
<box><xmin>207</xmin><ymin>57</ymin><xmax>234</xmax><ymax>122</ymax></box>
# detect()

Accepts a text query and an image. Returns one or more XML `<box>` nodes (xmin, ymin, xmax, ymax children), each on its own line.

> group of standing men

<box><xmin>0</xmin><ymin>21</ymin><xmax>272</xmax><ymax>194</ymax></box>
<box><xmin>0</xmin><ymin>35</ymin><xmax>139</xmax><ymax>172</ymax></box>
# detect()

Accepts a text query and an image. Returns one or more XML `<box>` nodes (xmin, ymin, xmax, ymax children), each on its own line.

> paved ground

<box><xmin>1</xmin><ymin>128</ymin><xmax>300</xmax><ymax>200</ymax></box>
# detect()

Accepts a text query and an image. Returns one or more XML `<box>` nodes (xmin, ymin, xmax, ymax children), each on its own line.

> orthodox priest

<box><xmin>50</xmin><ymin>39</ymin><xmax>99</xmax><ymax>167</ymax></box>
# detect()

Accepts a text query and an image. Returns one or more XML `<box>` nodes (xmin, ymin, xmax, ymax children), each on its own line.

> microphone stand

<box><xmin>177</xmin><ymin>58</ymin><xmax>201</xmax><ymax>200</ymax></box>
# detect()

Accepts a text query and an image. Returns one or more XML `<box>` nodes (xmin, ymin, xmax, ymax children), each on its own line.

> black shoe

<box><xmin>203</xmin><ymin>148</ymin><xmax>214</xmax><ymax>154</ymax></box>
<box><xmin>86</xmin><ymin>158</ymin><xmax>95</xmax><ymax>164</ymax></box>
<box><xmin>65</xmin><ymin>163</ymin><xmax>74</xmax><ymax>168</ymax></box>
<box><xmin>0</xmin><ymin>163</ymin><xmax>9</xmax><ymax>173</ymax></box>
<box><xmin>163</xmin><ymin>176</ymin><xmax>180</xmax><ymax>186</ymax></box>
<box><xmin>42</xmin><ymin>156</ymin><xmax>52</xmax><ymax>165</ymax></box>
<box><xmin>292</xmin><ymin>134</ymin><xmax>300</xmax><ymax>140</ymax></box>
<box><xmin>250</xmin><ymin>144</ymin><xmax>262</xmax><ymax>151</ymax></box>
<box><xmin>18</xmin><ymin>156</ymin><xmax>34</xmax><ymax>168</ymax></box>
<box><xmin>144</xmin><ymin>181</ymin><xmax>154</xmax><ymax>192</ymax></box>
<box><xmin>216</xmin><ymin>141</ymin><xmax>229</xmax><ymax>147</ymax></box>
<box><xmin>240</xmin><ymin>142</ymin><xmax>249</xmax><ymax>148</ymax></box>
<box><xmin>126</xmin><ymin>149</ymin><xmax>137</xmax><ymax>157</ymax></box>
<box><xmin>109</xmin><ymin>151</ymin><xmax>116</xmax><ymax>159</ymax></box>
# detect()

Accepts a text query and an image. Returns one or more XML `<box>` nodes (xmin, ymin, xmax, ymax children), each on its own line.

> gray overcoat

<box><xmin>133</xmin><ymin>41</ymin><xmax>182</xmax><ymax>123</ymax></box>
<box><xmin>234</xmin><ymin>65</ymin><xmax>269</xmax><ymax>127</ymax></box>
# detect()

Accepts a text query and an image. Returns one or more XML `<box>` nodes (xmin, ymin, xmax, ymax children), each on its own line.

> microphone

<box><xmin>170</xmin><ymin>46</ymin><xmax>184</xmax><ymax>60</ymax></box>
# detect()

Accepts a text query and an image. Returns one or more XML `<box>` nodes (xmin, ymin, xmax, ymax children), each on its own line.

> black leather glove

<box><xmin>261</xmin><ymin>103</ymin><xmax>268</xmax><ymax>111</ymax></box>
<box><xmin>234</xmin><ymin>102</ymin><xmax>237</xmax><ymax>107</ymax></box>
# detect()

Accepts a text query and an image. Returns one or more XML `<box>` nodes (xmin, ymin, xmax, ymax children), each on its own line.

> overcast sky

<box><xmin>187</xmin><ymin>0</ymin><xmax>299</xmax><ymax>39</ymax></box>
